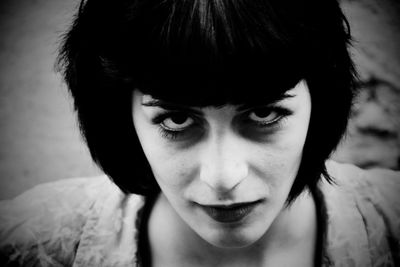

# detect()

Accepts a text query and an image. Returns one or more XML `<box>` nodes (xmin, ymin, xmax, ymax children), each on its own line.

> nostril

<box><xmin>199</xmin><ymin>160</ymin><xmax>248</xmax><ymax>192</ymax></box>
<box><xmin>199</xmin><ymin>133</ymin><xmax>249</xmax><ymax>192</ymax></box>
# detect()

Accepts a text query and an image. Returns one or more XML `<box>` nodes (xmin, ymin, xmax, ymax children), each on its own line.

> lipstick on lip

<box><xmin>198</xmin><ymin>201</ymin><xmax>262</xmax><ymax>223</ymax></box>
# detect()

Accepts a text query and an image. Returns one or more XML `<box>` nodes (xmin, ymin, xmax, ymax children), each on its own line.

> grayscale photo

<box><xmin>0</xmin><ymin>0</ymin><xmax>399</xmax><ymax>266</ymax></box>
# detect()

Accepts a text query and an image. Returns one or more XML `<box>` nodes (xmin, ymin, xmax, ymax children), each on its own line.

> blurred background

<box><xmin>0</xmin><ymin>0</ymin><xmax>399</xmax><ymax>199</ymax></box>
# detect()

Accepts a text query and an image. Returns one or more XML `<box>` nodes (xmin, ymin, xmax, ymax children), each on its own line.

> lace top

<box><xmin>0</xmin><ymin>161</ymin><xmax>399</xmax><ymax>266</ymax></box>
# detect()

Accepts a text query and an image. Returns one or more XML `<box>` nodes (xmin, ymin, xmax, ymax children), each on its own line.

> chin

<box><xmin>210</xmin><ymin>238</ymin><xmax>256</xmax><ymax>249</ymax></box>
<box><xmin>200</xmin><ymin>224</ymin><xmax>266</xmax><ymax>249</ymax></box>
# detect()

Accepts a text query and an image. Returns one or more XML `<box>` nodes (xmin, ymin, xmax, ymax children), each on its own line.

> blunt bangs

<box><xmin>92</xmin><ymin>0</ymin><xmax>324</xmax><ymax>106</ymax></box>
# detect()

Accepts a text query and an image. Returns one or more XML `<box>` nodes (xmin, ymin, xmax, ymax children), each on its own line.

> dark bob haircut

<box><xmin>57</xmin><ymin>0</ymin><xmax>357</xmax><ymax>201</ymax></box>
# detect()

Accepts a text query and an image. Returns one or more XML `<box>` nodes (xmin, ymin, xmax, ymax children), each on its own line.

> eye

<box><xmin>248</xmin><ymin>107</ymin><xmax>282</xmax><ymax>125</ymax></box>
<box><xmin>161</xmin><ymin>113</ymin><xmax>195</xmax><ymax>131</ymax></box>
<box><xmin>239</xmin><ymin>106</ymin><xmax>293</xmax><ymax>140</ymax></box>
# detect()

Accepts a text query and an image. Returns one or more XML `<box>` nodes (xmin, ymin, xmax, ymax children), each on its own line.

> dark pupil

<box><xmin>171</xmin><ymin>114</ymin><xmax>188</xmax><ymax>124</ymax></box>
<box><xmin>254</xmin><ymin>108</ymin><xmax>271</xmax><ymax>118</ymax></box>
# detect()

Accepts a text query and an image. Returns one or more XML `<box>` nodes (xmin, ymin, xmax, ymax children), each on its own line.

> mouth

<box><xmin>196</xmin><ymin>200</ymin><xmax>263</xmax><ymax>223</ymax></box>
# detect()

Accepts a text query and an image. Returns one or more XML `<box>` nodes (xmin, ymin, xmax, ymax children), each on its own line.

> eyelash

<box><xmin>159</xmin><ymin>128</ymin><xmax>185</xmax><ymax>140</ymax></box>
<box><xmin>246</xmin><ymin>107</ymin><xmax>292</xmax><ymax>127</ymax></box>
<box><xmin>152</xmin><ymin>107</ymin><xmax>292</xmax><ymax>140</ymax></box>
<box><xmin>151</xmin><ymin>112</ymin><xmax>195</xmax><ymax>140</ymax></box>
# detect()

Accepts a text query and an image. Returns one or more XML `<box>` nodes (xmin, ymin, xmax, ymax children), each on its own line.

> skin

<box><xmin>132</xmin><ymin>80</ymin><xmax>316</xmax><ymax>266</ymax></box>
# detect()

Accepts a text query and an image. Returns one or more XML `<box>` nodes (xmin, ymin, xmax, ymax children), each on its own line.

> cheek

<box><xmin>253</xmin><ymin>121</ymin><xmax>309</xmax><ymax>192</ymax></box>
<box><xmin>254</xmin><ymin>145</ymin><xmax>301</xmax><ymax>187</ymax></box>
<box><xmin>135</xmin><ymin>127</ymin><xmax>176</xmax><ymax>184</ymax></box>
<box><xmin>276</xmin><ymin>108</ymin><xmax>310</xmax><ymax>167</ymax></box>
<box><xmin>154</xmin><ymin>158</ymin><xmax>194</xmax><ymax>190</ymax></box>
<box><xmin>279</xmin><ymin>132</ymin><xmax>307</xmax><ymax>169</ymax></box>
<box><xmin>133</xmin><ymin>115</ymin><xmax>198</xmax><ymax>193</ymax></box>
<box><xmin>140</xmin><ymin>137</ymin><xmax>196</xmax><ymax>190</ymax></box>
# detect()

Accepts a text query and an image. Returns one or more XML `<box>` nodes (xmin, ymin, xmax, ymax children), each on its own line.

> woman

<box><xmin>1</xmin><ymin>0</ymin><xmax>399</xmax><ymax>266</ymax></box>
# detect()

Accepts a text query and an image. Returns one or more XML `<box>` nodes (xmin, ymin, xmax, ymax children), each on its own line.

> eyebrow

<box><xmin>141</xmin><ymin>93</ymin><xmax>294</xmax><ymax>113</ymax></box>
<box><xmin>141</xmin><ymin>99</ymin><xmax>204</xmax><ymax>115</ymax></box>
<box><xmin>235</xmin><ymin>93</ymin><xmax>294</xmax><ymax>112</ymax></box>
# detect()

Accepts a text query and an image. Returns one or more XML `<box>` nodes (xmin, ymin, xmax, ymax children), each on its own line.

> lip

<box><xmin>197</xmin><ymin>200</ymin><xmax>263</xmax><ymax>223</ymax></box>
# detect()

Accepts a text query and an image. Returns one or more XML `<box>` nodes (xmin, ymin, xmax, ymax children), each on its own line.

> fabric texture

<box><xmin>0</xmin><ymin>161</ymin><xmax>399</xmax><ymax>267</ymax></box>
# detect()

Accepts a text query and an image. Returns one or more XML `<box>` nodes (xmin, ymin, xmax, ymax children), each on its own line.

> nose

<box><xmin>199</xmin><ymin>133</ymin><xmax>249</xmax><ymax>193</ymax></box>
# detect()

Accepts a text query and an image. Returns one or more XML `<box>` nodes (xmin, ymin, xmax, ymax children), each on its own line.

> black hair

<box><xmin>57</xmin><ymin>0</ymin><xmax>357</xmax><ymax>201</ymax></box>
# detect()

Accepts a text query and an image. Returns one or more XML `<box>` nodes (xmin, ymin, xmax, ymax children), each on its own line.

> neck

<box><xmin>148</xmin><ymin>192</ymin><xmax>317</xmax><ymax>267</ymax></box>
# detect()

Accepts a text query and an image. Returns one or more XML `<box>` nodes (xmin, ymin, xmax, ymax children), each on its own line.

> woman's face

<box><xmin>132</xmin><ymin>80</ymin><xmax>311</xmax><ymax>248</ymax></box>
